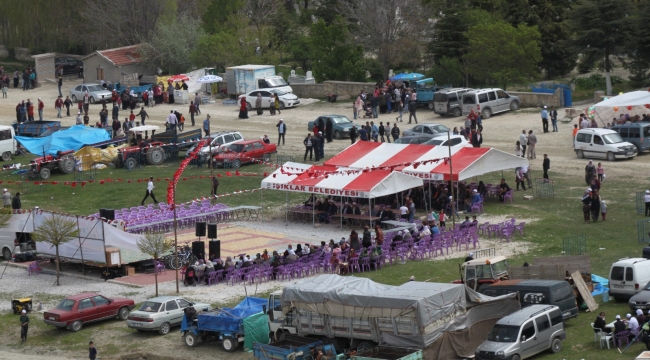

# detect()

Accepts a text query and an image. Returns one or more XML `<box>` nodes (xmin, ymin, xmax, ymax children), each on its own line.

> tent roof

<box><xmin>420</xmin><ymin>147</ymin><xmax>529</xmax><ymax>181</ymax></box>
<box><xmin>261</xmin><ymin>162</ymin><xmax>424</xmax><ymax>198</ymax></box>
<box><xmin>324</xmin><ymin>141</ymin><xmax>452</xmax><ymax>169</ymax></box>
<box><xmin>594</xmin><ymin>91</ymin><xmax>650</xmax><ymax>122</ymax></box>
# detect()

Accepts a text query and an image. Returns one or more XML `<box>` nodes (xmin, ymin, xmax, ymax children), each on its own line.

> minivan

<box><xmin>611</xmin><ymin>122</ymin><xmax>650</xmax><ymax>153</ymax></box>
<box><xmin>573</xmin><ymin>128</ymin><xmax>637</xmax><ymax>161</ymax></box>
<box><xmin>480</xmin><ymin>279</ymin><xmax>579</xmax><ymax>320</ymax></box>
<box><xmin>609</xmin><ymin>258</ymin><xmax>650</xmax><ymax>300</ymax></box>
<box><xmin>475</xmin><ymin>305</ymin><xmax>565</xmax><ymax>360</ymax></box>
<box><xmin>0</xmin><ymin>125</ymin><xmax>17</xmax><ymax>162</ymax></box>
<box><xmin>461</xmin><ymin>88</ymin><xmax>520</xmax><ymax>119</ymax></box>
<box><xmin>433</xmin><ymin>88</ymin><xmax>473</xmax><ymax>117</ymax></box>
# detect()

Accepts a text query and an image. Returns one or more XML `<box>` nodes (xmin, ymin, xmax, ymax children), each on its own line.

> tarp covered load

<box><xmin>74</xmin><ymin>144</ymin><xmax>127</xmax><ymax>171</ymax></box>
<box><xmin>15</xmin><ymin>125</ymin><xmax>111</xmax><ymax>156</ymax></box>
<box><xmin>261</xmin><ymin>162</ymin><xmax>424</xmax><ymax>199</ymax></box>
<box><xmin>281</xmin><ymin>275</ymin><xmax>520</xmax><ymax>358</ymax></box>
<box><xmin>593</xmin><ymin>90</ymin><xmax>650</xmax><ymax>123</ymax></box>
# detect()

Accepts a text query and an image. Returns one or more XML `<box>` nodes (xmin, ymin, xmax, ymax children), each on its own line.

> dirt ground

<box><xmin>3</xmin><ymin>78</ymin><xmax>647</xmax><ymax>183</ymax></box>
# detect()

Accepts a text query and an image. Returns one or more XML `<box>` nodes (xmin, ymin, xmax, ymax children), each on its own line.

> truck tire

<box><xmin>125</xmin><ymin>158</ymin><xmax>137</xmax><ymax>170</ymax></box>
<box><xmin>222</xmin><ymin>336</ymin><xmax>237</xmax><ymax>352</ymax></box>
<box><xmin>146</xmin><ymin>147</ymin><xmax>165</xmax><ymax>165</ymax></box>
<box><xmin>1</xmin><ymin>151</ymin><xmax>11</xmax><ymax>161</ymax></box>
<box><xmin>59</xmin><ymin>157</ymin><xmax>75</xmax><ymax>174</ymax></box>
<box><xmin>39</xmin><ymin>168</ymin><xmax>51</xmax><ymax>180</ymax></box>
<box><xmin>184</xmin><ymin>332</ymin><xmax>198</xmax><ymax>347</ymax></box>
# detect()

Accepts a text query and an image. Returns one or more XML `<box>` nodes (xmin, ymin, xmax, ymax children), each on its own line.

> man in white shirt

<box><xmin>521</xmin><ymin>164</ymin><xmax>532</xmax><ymax>188</ymax></box>
<box><xmin>627</xmin><ymin>313</ymin><xmax>640</xmax><ymax>341</ymax></box>
<box><xmin>167</xmin><ymin>110</ymin><xmax>178</xmax><ymax>131</ymax></box>
<box><xmin>399</xmin><ymin>204</ymin><xmax>409</xmax><ymax>219</ymax></box>
<box><xmin>580</xmin><ymin>115</ymin><xmax>590</xmax><ymax>129</ymax></box>
<box><xmin>519</xmin><ymin>130</ymin><xmax>527</xmax><ymax>158</ymax></box>
<box><xmin>141</xmin><ymin>176</ymin><xmax>158</xmax><ymax>205</ymax></box>
<box><xmin>2</xmin><ymin>188</ymin><xmax>11</xmax><ymax>208</ymax></box>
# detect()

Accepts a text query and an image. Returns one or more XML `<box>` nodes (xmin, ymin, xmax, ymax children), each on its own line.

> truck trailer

<box><xmin>225</xmin><ymin>65</ymin><xmax>293</xmax><ymax>96</ymax></box>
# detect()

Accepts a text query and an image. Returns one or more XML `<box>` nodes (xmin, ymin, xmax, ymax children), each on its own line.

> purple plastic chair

<box><xmin>503</xmin><ymin>190</ymin><xmax>514</xmax><ymax>204</ymax></box>
<box><xmin>349</xmin><ymin>258</ymin><xmax>361</xmax><ymax>273</ymax></box>
<box><xmin>360</xmin><ymin>257</ymin><xmax>371</xmax><ymax>272</ymax></box>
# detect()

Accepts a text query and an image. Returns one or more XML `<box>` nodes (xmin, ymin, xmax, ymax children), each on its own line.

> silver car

<box><xmin>126</xmin><ymin>296</ymin><xmax>211</xmax><ymax>335</ymax></box>
<box><xmin>69</xmin><ymin>83</ymin><xmax>112</xmax><ymax>104</ymax></box>
<box><xmin>402</xmin><ymin>123</ymin><xmax>450</xmax><ymax>138</ymax></box>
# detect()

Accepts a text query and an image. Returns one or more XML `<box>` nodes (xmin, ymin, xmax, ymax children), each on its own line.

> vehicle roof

<box><xmin>430</xmin><ymin>134</ymin><xmax>466</xmax><ymax>140</ymax></box>
<box><xmin>612</xmin><ymin>123</ymin><xmax>650</xmax><ymax>128</ymax></box>
<box><xmin>65</xmin><ymin>292</ymin><xmax>101</xmax><ymax>300</ymax></box>
<box><xmin>78</xmin><ymin>83</ymin><xmax>103</xmax><ymax>87</ymax></box>
<box><xmin>489</xmin><ymin>279</ymin><xmax>569</xmax><ymax>288</ymax></box>
<box><xmin>227</xmin><ymin>65</ymin><xmax>275</xmax><ymax>70</ymax></box>
<box><xmin>496</xmin><ymin>305</ymin><xmax>559</xmax><ymax>326</ymax></box>
<box><xmin>416</xmin><ymin>123</ymin><xmax>448</xmax><ymax>127</ymax></box>
<box><xmin>464</xmin><ymin>255</ymin><xmax>507</xmax><ymax>266</ymax></box>
<box><xmin>436</xmin><ymin>88</ymin><xmax>473</xmax><ymax>94</ymax></box>
<box><xmin>129</xmin><ymin>125</ymin><xmax>159</xmax><ymax>132</ymax></box>
<box><xmin>577</xmin><ymin>128</ymin><xmax>617</xmax><ymax>134</ymax></box>
<box><xmin>206</xmin><ymin>131</ymin><xmax>242</xmax><ymax>138</ymax></box>
<box><xmin>613</xmin><ymin>258</ymin><xmax>650</xmax><ymax>265</ymax></box>
<box><xmin>144</xmin><ymin>296</ymin><xmax>183</xmax><ymax>303</ymax></box>
<box><xmin>0</xmin><ymin>125</ymin><xmax>15</xmax><ymax>130</ymax></box>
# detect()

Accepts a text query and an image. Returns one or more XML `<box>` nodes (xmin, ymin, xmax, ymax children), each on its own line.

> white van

<box><xmin>0</xmin><ymin>125</ymin><xmax>17</xmax><ymax>161</ymax></box>
<box><xmin>609</xmin><ymin>258</ymin><xmax>650</xmax><ymax>300</ymax></box>
<box><xmin>0</xmin><ymin>230</ymin><xmax>35</xmax><ymax>260</ymax></box>
<box><xmin>574</xmin><ymin>128</ymin><xmax>637</xmax><ymax>161</ymax></box>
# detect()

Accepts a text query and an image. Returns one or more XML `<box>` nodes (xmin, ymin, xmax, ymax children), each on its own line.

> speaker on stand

<box><xmin>195</xmin><ymin>222</ymin><xmax>206</xmax><ymax>237</ymax></box>
<box><xmin>192</xmin><ymin>241</ymin><xmax>205</xmax><ymax>262</ymax></box>
<box><xmin>207</xmin><ymin>223</ymin><xmax>217</xmax><ymax>239</ymax></box>
<box><xmin>208</xmin><ymin>240</ymin><xmax>220</xmax><ymax>260</ymax></box>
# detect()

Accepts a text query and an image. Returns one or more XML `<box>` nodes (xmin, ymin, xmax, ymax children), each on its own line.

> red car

<box><xmin>212</xmin><ymin>139</ymin><xmax>277</xmax><ymax>168</ymax></box>
<box><xmin>43</xmin><ymin>292</ymin><xmax>135</xmax><ymax>332</ymax></box>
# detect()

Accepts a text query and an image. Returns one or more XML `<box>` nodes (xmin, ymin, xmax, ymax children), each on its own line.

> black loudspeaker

<box><xmin>209</xmin><ymin>240</ymin><xmax>221</xmax><ymax>260</ymax></box>
<box><xmin>99</xmin><ymin>209</ymin><xmax>115</xmax><ymax>221</ymax></box>
<box><xmin>207</xmin><ymin>223</ymin><xmax>217</xmax><ymax>239</ymax></box>
<box><xmin>195</xmin><ymin>221</ymin><xmax>206</xmax><ymax>237</ymax></box>
<box><xmin>192</xmin><ymin>241</ymin><xmax>205</xmax><ymax>261</ymax></box>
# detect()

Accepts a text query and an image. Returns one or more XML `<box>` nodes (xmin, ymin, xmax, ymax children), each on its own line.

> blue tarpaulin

<box><xmin>591</xmin><ymin>274</ymin><xmax>609</xmax><ymax>297</ymax></box>
<box><xmin>194</xmin><ymin>297</ymin><xmax>267</xmax><ymax>334</ymax></box>
<box><xmin>15</xmin><ymin>125</ymin><xmax>111</xmax><ymax>156</ymax></box>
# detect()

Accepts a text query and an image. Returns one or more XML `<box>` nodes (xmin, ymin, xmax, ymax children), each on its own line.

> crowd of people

<box><xmin>594</xmin><ymin>310</ymin><xmax>646</xmax><ymax>343</ymax></box>
<box><xmin>352</xmin><ymin>81</ymin><xmax>419</xmax><ymax>124</ymax></box>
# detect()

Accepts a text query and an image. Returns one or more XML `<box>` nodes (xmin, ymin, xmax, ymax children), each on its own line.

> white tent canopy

<box><xmin>594</xmin><ymin>90</ymin><xmax>650</xmax><ymax>123</ymax></box>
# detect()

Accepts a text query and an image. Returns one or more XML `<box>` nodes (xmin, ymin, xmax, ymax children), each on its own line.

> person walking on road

<box><xmin>408</xmin><ymin>100</ymin><xmax>418</xmax><ymax>124</ymax></box>
<box><xmin>19</xmin><ymin>309</ymin><xmax>29</xmax><ymax>342</ymax></box>
<box><xmin>57</xmin><ymin>76</ymin><xmax>63</xmax><ymax>97</ymax></box>
<box><xmin>277</xmin><ymin>119</ymin><xmax>287</xmax><ymax>146</ymax></box>
<box><xmin>136</xmin><ymin>107</ymin><xmax>149</xmax><ymax>126</ymax></box>
<box><xmin>542</xmin><ymin>154</ymin><xmax>550</xmax><ymax>180</ymax></box>
<box><xmin>203</xmin><ymin>115</ymin><xmax>210</xmax><ymax>136</ymax></box>
<box><xmin>550</xmin><ymin>106</ymin><xmax>558</xmax><ymax>132</ymax></box>
<box><xmin>391</xmin><ymin>123</ymin><xmax>400</xmax><ymax>141</ymax></box>
<box><xmin>541</xmin><ymin>106</ymin><xmax>549</xmax><ymax>133</ymax></box>
<box><xmin>189</xmin><ymin>101</ymin><xmax>197</xmax><ymax>126</ymax></box>
<box><xmin>141</xmin><ymin>177</ymin><xmax>158</xmax><ymax>205</ymax></box>
<box><xmin>527</xmin><ymin>130</ymin><xmax>537</xmax><ymax>159</ymax></box>
<box><xmin>303</xmin><ymin>133</ymin><xmax>314</xmax><ymax>161</ymax></box>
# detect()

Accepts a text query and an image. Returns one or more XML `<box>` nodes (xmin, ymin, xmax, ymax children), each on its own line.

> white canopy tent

<box><xmin>593</xmin><ymin>91</ymin><xmax>650</xmax><ymax>124</ymax></box>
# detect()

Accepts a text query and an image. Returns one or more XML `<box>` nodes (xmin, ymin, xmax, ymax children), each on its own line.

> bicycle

<box><xmin>163</xmin><ymin>244</ymin><xmax>197</xmax><ymax>270</ymax></box>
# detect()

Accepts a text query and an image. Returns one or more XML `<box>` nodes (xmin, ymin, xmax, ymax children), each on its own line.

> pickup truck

<box><xmin>151</xmin><ymin>128</ymin><xmax>202</xmax><ymax>157</ymax></box>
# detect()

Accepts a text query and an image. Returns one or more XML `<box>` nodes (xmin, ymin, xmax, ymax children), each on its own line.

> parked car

<box><xmin>238</xmin><ymin>89</ymin><xmax>300</xmax><ymax>110</ymax></box>
<box><xmin>573</xmin><ymin>128</ymin><xmax>637</xmax><ymax>161</ymax></box>
<box><xmin>629</xmin><ymin>281</ymin><xmax>650</xmax><ymax>311</ymax></box>
<box><xmin>611</xmin><ymin>122</ymin><xmax>650</xmax><ymax>153</ymax></box>
<box><xmin>433</xmin><ymin>88</ymin><xmax>473</xmax><ymax>117</ymax></box>
<box><xmin>402</xmin><ymin>123</ymin><xmax>450</xmax><ymax>138</ymax></box>
<box><xmin>423</xmin><ymin>134</ymin><xmax>472</xmax><ymax>147</ymax></box>
<box><xmin>43</xmin><ymin>293</ymin><xmax>135</xmax><ymax>332</ymax></box>
<box><xmin>392</xmin><ymin>135</ymin><xmax>431</xmax><ymax>144</ymax></box>
<box><xmin>475</xmin><ymin>305</ymin><xmax>565</xmax><ymax>360</ymax></box>
<box><xmin>307</xmin><ymin>115</ymin><xmax>355</xmax><ymax>139</ymax></box>
<box><xmin>185</xmin><ymin>131</ymin><xmax>245</xmax><ymax>156</ymax></box>
<box><xmin>213</xmin><ymin>139</ymin><xmax>277</xmax><ymax>168</ymax></box>
<box><xmin>609</xmin><ymin>257</ymin><xmax>650</xmax><ymax>301</ymax></box>
<box><xmin>55</xmin><ymin>57</ymin><xmax>83</xmax><ymax>76</ymax></box>
<box><xmin>126</xmin><ymin>296</ymin><xmax>211</xmax><ymax>335</ymax></box>
<box><xmin>461</xmin><ymin>88</ymin><xmax>520</xmax><ymax>119</ymax></box>
<box><xmin>69</xmin><ymin>83</ymin><xmax>112</xmax><ymax>104</ymax></box>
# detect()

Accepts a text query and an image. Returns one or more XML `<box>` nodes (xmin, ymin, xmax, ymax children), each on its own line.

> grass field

<box><xmin>2</xmin><ymin>148</ymin><xmax>650</xmax><ymax>359</ymax></box>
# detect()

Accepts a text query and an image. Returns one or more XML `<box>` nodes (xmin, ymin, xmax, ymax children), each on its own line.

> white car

<box><xmin>185</xmin><ymin>131</ymin><xmax>245</xmax><ymax>156</ymax></box>
<box><xmin>238</xmin><ymin>89</ymin><xmax>300</xmax><ymax>110</ymax></box>
<box><xmin>423</xmin><ymin>134</ymin><xmax>472</xmax><ymax>148</ymax></box>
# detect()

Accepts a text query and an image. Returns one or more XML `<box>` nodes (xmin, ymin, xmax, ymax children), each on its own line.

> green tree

<box><xmin>202</xmin><ymin>0</ymin><xmax>245</xmax><ymax>34</ymax></box>
<box><xmin>626</xmin><ymin>2</ymin><xmax>650</xmax><ymax>87</ymax></box>
<box><xmin>465</xmin><ymin>20</ymin><xmax>541</xmax><ymax>89</ymax></box>
<box><xmin>570</xmin><ymin>0</ymin><xmax>631</xmax><ymax>95</ymax></box>
<box><xmin>286</xmin><ymin>34</ymin><xmax>314</xmax><ymax>72</ymax></box>
<box><xmin>308</xmin><ymin>18</ymin><xmax>365</xmax><ymax>82</ymax></box>
<box><xmin>31</xmin><ymin>215</ymin><xmax>80</xmax><ymax>286</ymax></box>
<box><xmin>428</xmin><ymin>56</ymin><xmax>464</xmax><ymax>87</ymax></box>
<box><xmin>136</xmin><ymin>233</ymin><xmax>172</xmax><ymax>297</ymax></box>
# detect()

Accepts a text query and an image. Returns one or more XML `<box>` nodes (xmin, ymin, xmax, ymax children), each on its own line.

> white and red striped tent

<box><xmin>261</xmin><ymin>162</ymin><xmax>424</xmax><ymax>199</ymax></box>
<box><xmin>324</xmin><ymin>142</ymin><xmax>528</xmax><ymax>181</ymax></box>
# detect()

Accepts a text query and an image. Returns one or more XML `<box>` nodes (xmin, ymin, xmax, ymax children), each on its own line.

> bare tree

<box><xmin>339</xmin><ymin>0</ymin><xmax>431</xmax><ymax>78</ymax></box>
<box><xmin>244</xmin><ymin>0</ymin><xmax>283</xmax><ymax>31</ymax></box>
<box><xmin>31</xmin><ymin>215</ymin><xmax>79</xmax><ymax>286</ymax></box>
<box><xmin>136</xmin><ymin>233</ymin><xmax>173</xmax><ymax>297</ymax></box>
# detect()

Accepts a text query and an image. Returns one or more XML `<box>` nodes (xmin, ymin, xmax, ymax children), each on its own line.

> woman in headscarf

<box><xmin>239</xmin><ymin>96</ymin><xmax>249</xmax><ymax>119</ymax></box>
<box><xmin>591</xmin><ymin>190</ymin><xmax>601</xmax><ymax>222</ymax></box>
<box><xmin>255</xmin><ymin>93</ymin><xmax>263</xmax><ymax>115</ymax></box>
<box><xmin>224</xmin><ymin>256</ymin><xmax>234</xmax><ymax>269</ymax></box>
<box><xmin>585</xmin><ymin>161</ymin><xmax>596</xmax><ymax>185</ymax></box>
<box><xmin>581</xmin><ymin>189</ymin><xmax>592</xmax><ymax>224</ymax></box>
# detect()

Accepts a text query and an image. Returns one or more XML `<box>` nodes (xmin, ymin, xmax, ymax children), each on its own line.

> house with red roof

<box><xmin>82</xmin><ymin>44</ymin><xmax>155</xmax><ymax>84</ymax></box>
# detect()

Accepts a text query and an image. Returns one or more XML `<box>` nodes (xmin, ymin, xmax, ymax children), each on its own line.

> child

<box><xmin>1</xmin><ymin>83</ymin><xmax>7</xmax><ymax>98</ymax></box>
<box><xmin>439</xmin><ymin>209</ymin><xmax>446</xmax><ymax>229</ymax></box>
<box><xmin>601</xmin><ymin>200</ymin><xmax>607</xmax><ymax>221</ymax></box>
<box><xmin>89</xmin><ymin>341</ymin><xmax>97</xmax><ymax>360</ymax></box>
<box><xmin>515</xmin><ymin>141</ymin><xmax>521</xmax><ymax>157</ymax></box>
<box><xmin>597</xmin><ymin>162</ymin><xmax>604</xmax><ymax>182</ymax></box>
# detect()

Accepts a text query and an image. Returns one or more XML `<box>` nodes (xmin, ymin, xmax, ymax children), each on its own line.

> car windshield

<box><xmin>332</xmin><ymin>116</ymin><xmax>352</xmax><ymax>124</ymax></box>
<box><xmin>491</xmin><ymin>260</ymin><xmax>508</xmax><ymax>275</ymax></box>
<box><xmin>267</xmin><ymin>78</ymin><xmax>288</xmax><ymax>87</ymax></box>
<box><xmin>87</xmin><ymin>85</ymin><xmax>104</xmax><ymax>92</ymax></box>
<box><xmin>431</xmin><ymin>125</ymin><xmax>450</xmax><ymax>133</ymax></box>
<box><xmin>229</xmin><ymin>144</ymin><xmax>245</xmax><ymax>152</ymax></box>
<box><xmin>603</xmin><ymin>133</ymin><xmax>624</xmax><ymax>144</ymax></box>
<box><xmin>426</xmin><ymin>139</ymin><xmax>445</xmax><ymax>146</ymax></box>
<box><xmin>487</xmin><ymin>325</ymin><xmax>520</xmax><ymax>342</ymax></box>
<box><xmin>55</xmin><ymin>299</ymin><xmax>76</xmax><ymax>311</ymax></box>
<box><xmin>269</xmin><ymin>89</ymin><xmax>287</xmax><ymax>96</ymax></box>
<box><xmin>138</xmin><ymin>301</ymin><xmax>163</xmax><ymax>312</ymax></box>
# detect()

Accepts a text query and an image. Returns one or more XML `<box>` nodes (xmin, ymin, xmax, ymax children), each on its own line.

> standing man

<box><xmin>471</xmin><ymin>129</ymin><xmax>482</xmax><ymax>148</ymax></box>
<box><xmin>542</xmin><ymin>154</ymin><xmax>550</xmax><ymax>181</ymax></box>
<box><xmin>519</xmin><ymin>130</ymin><xmax>527</xmax><ymax>158</ymax></box>
<box><xmin>317</xmin><ymin>131</ymin><xmax>325</xmax><ymax>160</ymax></box>
<box><xmin>580</xmin><ymin>115</ymin><xmax>590</xmax><ymax>129</ymax></box>
<box><xmin>136</xmin><ymin>107</ymin><xmax>149</xmax><ymax>125</ymax></box>
<box><xmin>64</xmin><ymin>96</ymin><xmax>72</xmax><ymax>117</ymax></box>
<box><xmin>37</xmin><ymin>98</ymin><xmax>44</xmax><ymax>121</ymax></box>
<box><xmin>57</xmin><ymin>76</ymin><xmax>63</xmax><ymax>97</ymax></box>
<box><xmin>378</xmin><ymin>122</ymin><xmax>385</xmax><ymax>142</ymax></box>
<box><xmin>391</xmin><ymin>123</ymin><xmax>400</xmax><ymax>141</ymax></box>
<box><xmin>11</xmin><ymin>192</ymin><xmax>21</xmax><ymax>211</ymax></box>
<box><xmin>112</xmin><ymin>102</ymin><xmax>119</xmax><ymax>120</ymax></box>
<box><xmin>166</xmin><ymin>110</ymin><xmax>177</xmax><ymax>132</ymax></box>
<box><xmin>276</xmin><ymin>119</ymin><xmax>287</xmax><ymax>146</ymax></box>
<box><xmin>527</xmin><ymin>130</ymin><xmax>537</xmax><ymax>159</ymax></box>
<box><xmin>408</xmin><ymin>99</ymin><xmax>418</xmax><ymax>124</ymax></box>
<box><xmin>54</xmin><ymin>96</ymin><xmax>63</xmax><ymax>118</ymax></box>
<box><xmin>385</xmin><ymin>122</ymin><xmax>392</xmax><ymax>143</ymax></box>
<box><xmin>349</xmin><ymin>125</ymin><xmax>357</xmax><ymax>144</ymax></box>
<box><xmin>211</xmin><ymin>175</ymin><xmax>219</xmax><ymax>196</ymax></box>
<box><xmin>141</xmin><ymin>177</ymin><xmax>158</xmax><ymax>205</ymax></box>
<box><xmin>325</xmin><ymin>117</ymin><xmax>333</xmax><ymax>143</ymax></box>
<box><xmin>550</xmin><ymin>106</ymin><xmax>558</xmax><ymax>132</ymax></box>
<box><xmin>541</xmin><ymin>106</ymin><xmax>549</xmax><ymax>133</ymax></box>
<box><xmin>371</xmin><ymin>93</ymin><xmax>379</xmax><ymax>119</ymax></box>
<box><xmin>189</xmin><ymin>101</ymin><xmax>197</xmax><ymax>126</ymax></box>
<box><xmin>194</xmin><ymin>93</ymin><xmax>202</xmax><ymax>114</ymax></box>
<box><xmin>19</xmin><ymin>309</ymin><xmax>29</xmax><ymax>342</ymax></box>
<box><xmin>303</xmin><ymin>133</ymin><xmax>313</xmax><ymax>161</ymax></box>
<box><xmin>311</xmin><ymin>132</ymin><xmax>322</xmax><ymax>162</ymax></box>
<box><xmin>203</xmin><ymin>114</ymin><xmax>210</xmax><ymax>136</ymax></box>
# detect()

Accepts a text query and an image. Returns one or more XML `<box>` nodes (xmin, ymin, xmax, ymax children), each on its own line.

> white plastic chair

<box><xmin>592</xmin><ymin>324</ymin><xmax>612</xmax><ymax>349</ymax></box>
